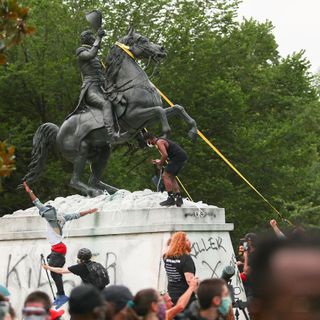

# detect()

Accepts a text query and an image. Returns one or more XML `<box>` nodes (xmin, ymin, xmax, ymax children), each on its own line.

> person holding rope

<box><xmin>143</xmin><ymin>132</ymin><xmax>187</xmax><ymax>207</ymax></box>
<box><xmin>23</xmin><ymin>182</ymin><xmax>98</xmax><ymax>309</ymax></box>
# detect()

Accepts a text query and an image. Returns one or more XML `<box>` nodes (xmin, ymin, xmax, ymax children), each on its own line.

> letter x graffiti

<box><xmin>202</xmin><ymin>260</ymin><xmax>222</xmax><ymax>278</ymax></box>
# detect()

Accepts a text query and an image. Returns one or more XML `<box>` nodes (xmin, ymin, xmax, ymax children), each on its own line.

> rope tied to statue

<box><xmin>116</xmin><ymin>42</ymin><xmax>294</xmax><ymax>227</ymax></box>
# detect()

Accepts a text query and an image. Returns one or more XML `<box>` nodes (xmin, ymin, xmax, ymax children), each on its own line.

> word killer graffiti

<box><xmin>5</xmin><ymin>251</ymin><xmax>118</xmax><ymax>291</ymax></box>
<box><xmin>190</xmin><ymin>236</ymin><xmax>227</xmax><ymax>259</ymax></box>
<box><xmin>190</xmin><ymin>237</ymin><xmax>245</xmax><ymax>297</ymax></box>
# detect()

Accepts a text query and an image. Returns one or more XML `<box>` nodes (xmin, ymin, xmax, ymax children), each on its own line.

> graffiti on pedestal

<box><xmin>201</xmin><ymin>260</ymin><xmax>222</xmax><ymax>278</ymax></box>
<box><xmin>5</xmin><ymin>251</ymin><xmax>118</xmax><ymax>291</ymax></box>
<box><xmin>6</xmin><ymin>254</ymin><xmax>28</xmax><ymax>288</ymax></box>
<box><xmin>105</xmin><ymin>252</ymin><xmax>117</xmax><ymax>284</ymax></box>
<box><xmin>190</xmin><ymin>236</ymin><xmax>227</xmax><ymax>258</ymax></box>
<box><xmin>190</xmin><ymin>236</ymin><xmax>244</xmax><ymax>297</ymax></box>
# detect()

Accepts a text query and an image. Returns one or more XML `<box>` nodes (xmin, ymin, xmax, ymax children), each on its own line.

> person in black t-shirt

<box><xmin>43</xmin><ymin>248</ymin><xmax>108</xmax><ymax>290</ymax></box>
<box><xmin>163</xmin><ymin>232</ymin><xmax>196</xmax><ymax>306</ymax></box>
<box><xmin>143</xmin><ymin>132</ymin><xmax>188</xmax><ymax>207</ymax></box>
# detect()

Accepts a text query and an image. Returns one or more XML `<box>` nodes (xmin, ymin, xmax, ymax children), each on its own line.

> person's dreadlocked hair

<box><xmin>165</xmin><ymin>231</ymin><xmax>191</xmax><ymax>258</ymax></box>
<box><xmin>142</xmin><ymin>131</ymin><xmax>155</xmax><ymax>141</ymax></box>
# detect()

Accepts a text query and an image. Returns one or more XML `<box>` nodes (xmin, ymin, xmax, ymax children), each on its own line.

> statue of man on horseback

<box><xmin>68</xmin><ymin>11</ymin><xmax>128</xmax><ymax>144</ymax></box>
<box><xmin>22</xmin><ymin>10</ymin><xmax>198</xmax><ymax>197</ymax></box>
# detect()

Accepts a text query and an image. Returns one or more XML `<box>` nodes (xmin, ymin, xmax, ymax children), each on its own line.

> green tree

<box><xmin>1</xmin><ymin>0</ymin><xmax>320</xmax><ymax>243</ymax></box>
<box><xmin>0</xmin><ymin>0</ymin><xmax>34</xmax><ymax>63</ymax></box>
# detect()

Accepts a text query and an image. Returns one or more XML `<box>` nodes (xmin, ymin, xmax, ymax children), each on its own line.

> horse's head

<box><xmin>121</xmin><ymin>27</ymin><xmax>166</xmax><ymax>61</ymax></box>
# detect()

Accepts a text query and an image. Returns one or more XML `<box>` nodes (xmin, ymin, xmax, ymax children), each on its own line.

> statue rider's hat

<box><xmin>85</xmin><ymin>9</ymin><xmax>102</xmax><ymax>31</ymax></box>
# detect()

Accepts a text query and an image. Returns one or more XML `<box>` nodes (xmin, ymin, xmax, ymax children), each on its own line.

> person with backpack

<box><xmin>43</xmin><ymin>248</ymin><xmax>110</xmax><ymax>291</ymax></box>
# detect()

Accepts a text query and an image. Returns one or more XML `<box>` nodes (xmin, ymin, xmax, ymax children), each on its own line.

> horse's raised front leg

<box><xmin>70</xmin><ymin>140</ymin><xmax>103</xmax><ymax>197</ymax></box>
<box><xmin>164</xmin><ymin>104</ymin><xmax>198</xmax><ymax>140</ymax></box>
<box><xmin>88</xmin><ymin>145</ymin><xmax>118</xmax><ymax>195</ymax></box>
<box><xmin>128</xmin><ymin>106</ymin><xmax>171</xmax><ymax>137</ymax></box>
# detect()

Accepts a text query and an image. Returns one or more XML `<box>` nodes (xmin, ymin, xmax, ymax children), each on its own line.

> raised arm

<box><xmin>270</xmin><ymin>219</ymin><xmax>286</xmax><ymax>238</ymax></box>
<box><xmin>63</xmin><ymin>208</ymin><xmax>99</xmax><ymax>222</ymax></box>
<box><xmin>23</xmin><ymin>181</ymin><xmax>38</xmax><ymax>202</ymax></box>
<box><xmin>23</xmin><ymin>181</ymin><xmax>49</xmax><ymax>212</ymax></box>
<box><xmin>79</xmin><ymin>208</ymin><xmax>98</xmax><ymax>217</ymax></box>
<box><xmin>77</xmin><ymin>29</ymin><xmax>105</xmax><ymax>61</ymax></box>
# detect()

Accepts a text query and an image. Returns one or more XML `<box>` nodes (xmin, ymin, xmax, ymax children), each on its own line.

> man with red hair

<box><xmin>163</xmin><ymin>232</ymin><xmax>196</xmax><ymax>306</ymax></box>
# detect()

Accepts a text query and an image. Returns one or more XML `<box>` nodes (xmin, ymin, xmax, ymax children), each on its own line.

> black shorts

<box><xmin>165</xmin><ymin>159</ymin><xmax>187</xmax><ymax>176</ymax></box>
<box><xmin>47</xmin><ymin>251</ymin><xmax>66</xmax><ymax>267</ymax></box>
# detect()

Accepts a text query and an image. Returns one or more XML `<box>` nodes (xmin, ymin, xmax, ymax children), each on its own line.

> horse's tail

<box><xmin>21</xmin><ymin>123</ymin><xmax>59</xmax><ymax>185</ymax></box>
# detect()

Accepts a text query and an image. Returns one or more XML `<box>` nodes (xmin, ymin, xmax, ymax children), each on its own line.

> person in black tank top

<box><xmin>143</xmin><ymin>132</ymin><xmax>187</xmax><ymax>206</ymax></box>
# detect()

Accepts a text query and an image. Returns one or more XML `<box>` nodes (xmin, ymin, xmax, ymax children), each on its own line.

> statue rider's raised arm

<box><xmin>77</xmin><ymin>28</ymin><xmax>105</xmax><ymax>61</ymax></box>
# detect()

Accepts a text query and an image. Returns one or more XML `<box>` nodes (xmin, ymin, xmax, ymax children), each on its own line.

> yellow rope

<box><xmin>116</xmin><ymin>43</ymin><xmax>293</xmax><ymax>225</ymax></box>
<box><xmin>176</xmin><ymin>176</ymin><xmax>193</xmax><ymax>201</ymax></box>
<box><xmin>115</xmin><ymin>42</ymin><xmax>135</xmax><ymax>59</ymax></box>
<box><xmin>156</xmin><ymin>90</ymin><xmax>292</xmax><ymax>225</ymax></box>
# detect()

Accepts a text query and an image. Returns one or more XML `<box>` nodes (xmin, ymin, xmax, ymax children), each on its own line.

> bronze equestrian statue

<box><xmin>22</xmin><ymin>26</ymin><xmax>198</xmax><ymax>197</ymax></box>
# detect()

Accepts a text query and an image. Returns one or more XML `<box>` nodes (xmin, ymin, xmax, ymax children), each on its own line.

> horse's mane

<box><xmin>105</xmin><ymin>35</ymin><xmax>134</xmax><ymax>83</ymax></box>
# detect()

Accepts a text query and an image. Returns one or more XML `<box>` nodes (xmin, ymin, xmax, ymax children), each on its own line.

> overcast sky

<box><xmin>237</xmin><ymin>0</ymin><xmax>320</xmax><ymax>73</ymax></box>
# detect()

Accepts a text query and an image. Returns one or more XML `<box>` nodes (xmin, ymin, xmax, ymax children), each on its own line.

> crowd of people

<box><xmin>0</xmin><ymin>148</ymin><xmax>317</xmax><ymax>320</ymax></box>
<box><xmin>1</xmin><ymin>221</ymin><xmax>319</xmax><ymax>320</ymax></box>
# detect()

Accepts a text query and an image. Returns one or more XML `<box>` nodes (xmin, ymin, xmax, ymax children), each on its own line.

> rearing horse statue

<box><xmin>23</xmin><ymin>28</ymin><xmax>198</xmax><ymax>196</ymax></box>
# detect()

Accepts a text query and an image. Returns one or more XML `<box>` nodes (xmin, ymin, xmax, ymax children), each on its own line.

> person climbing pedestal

<box><xmin>23</xmin><ymin>182</ymin><xmax>99</xmax><ymax>309</ymax></box>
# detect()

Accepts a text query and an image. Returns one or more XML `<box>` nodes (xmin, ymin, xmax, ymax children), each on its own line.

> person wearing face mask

<box><xmin>22</xmin><ymin>291</ymin><xmax>64</xmax><ymax>320</ymax></box>
<box><xmin>194</xmin><ymin>278</ymin><xmax>233</xmax><ymax>320</ymax></box>
<box><xmin>126</xmin><ymin>288</ymin><xmax>166</xmax><ymax>320</ymax></box>
<box><xmin>23</xmin><ymin>182</ymin><xmax>99</xmax><ymax>308</ymax></box>
<box><xmin>143</xmin><ymin>132</ymin><xmax>188</xmax><ymax>207</ymax></box>
<box><xmin>0</xmin><ymin>294</ymin><xmax>11</xmax><ymax>320</ymax></box>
